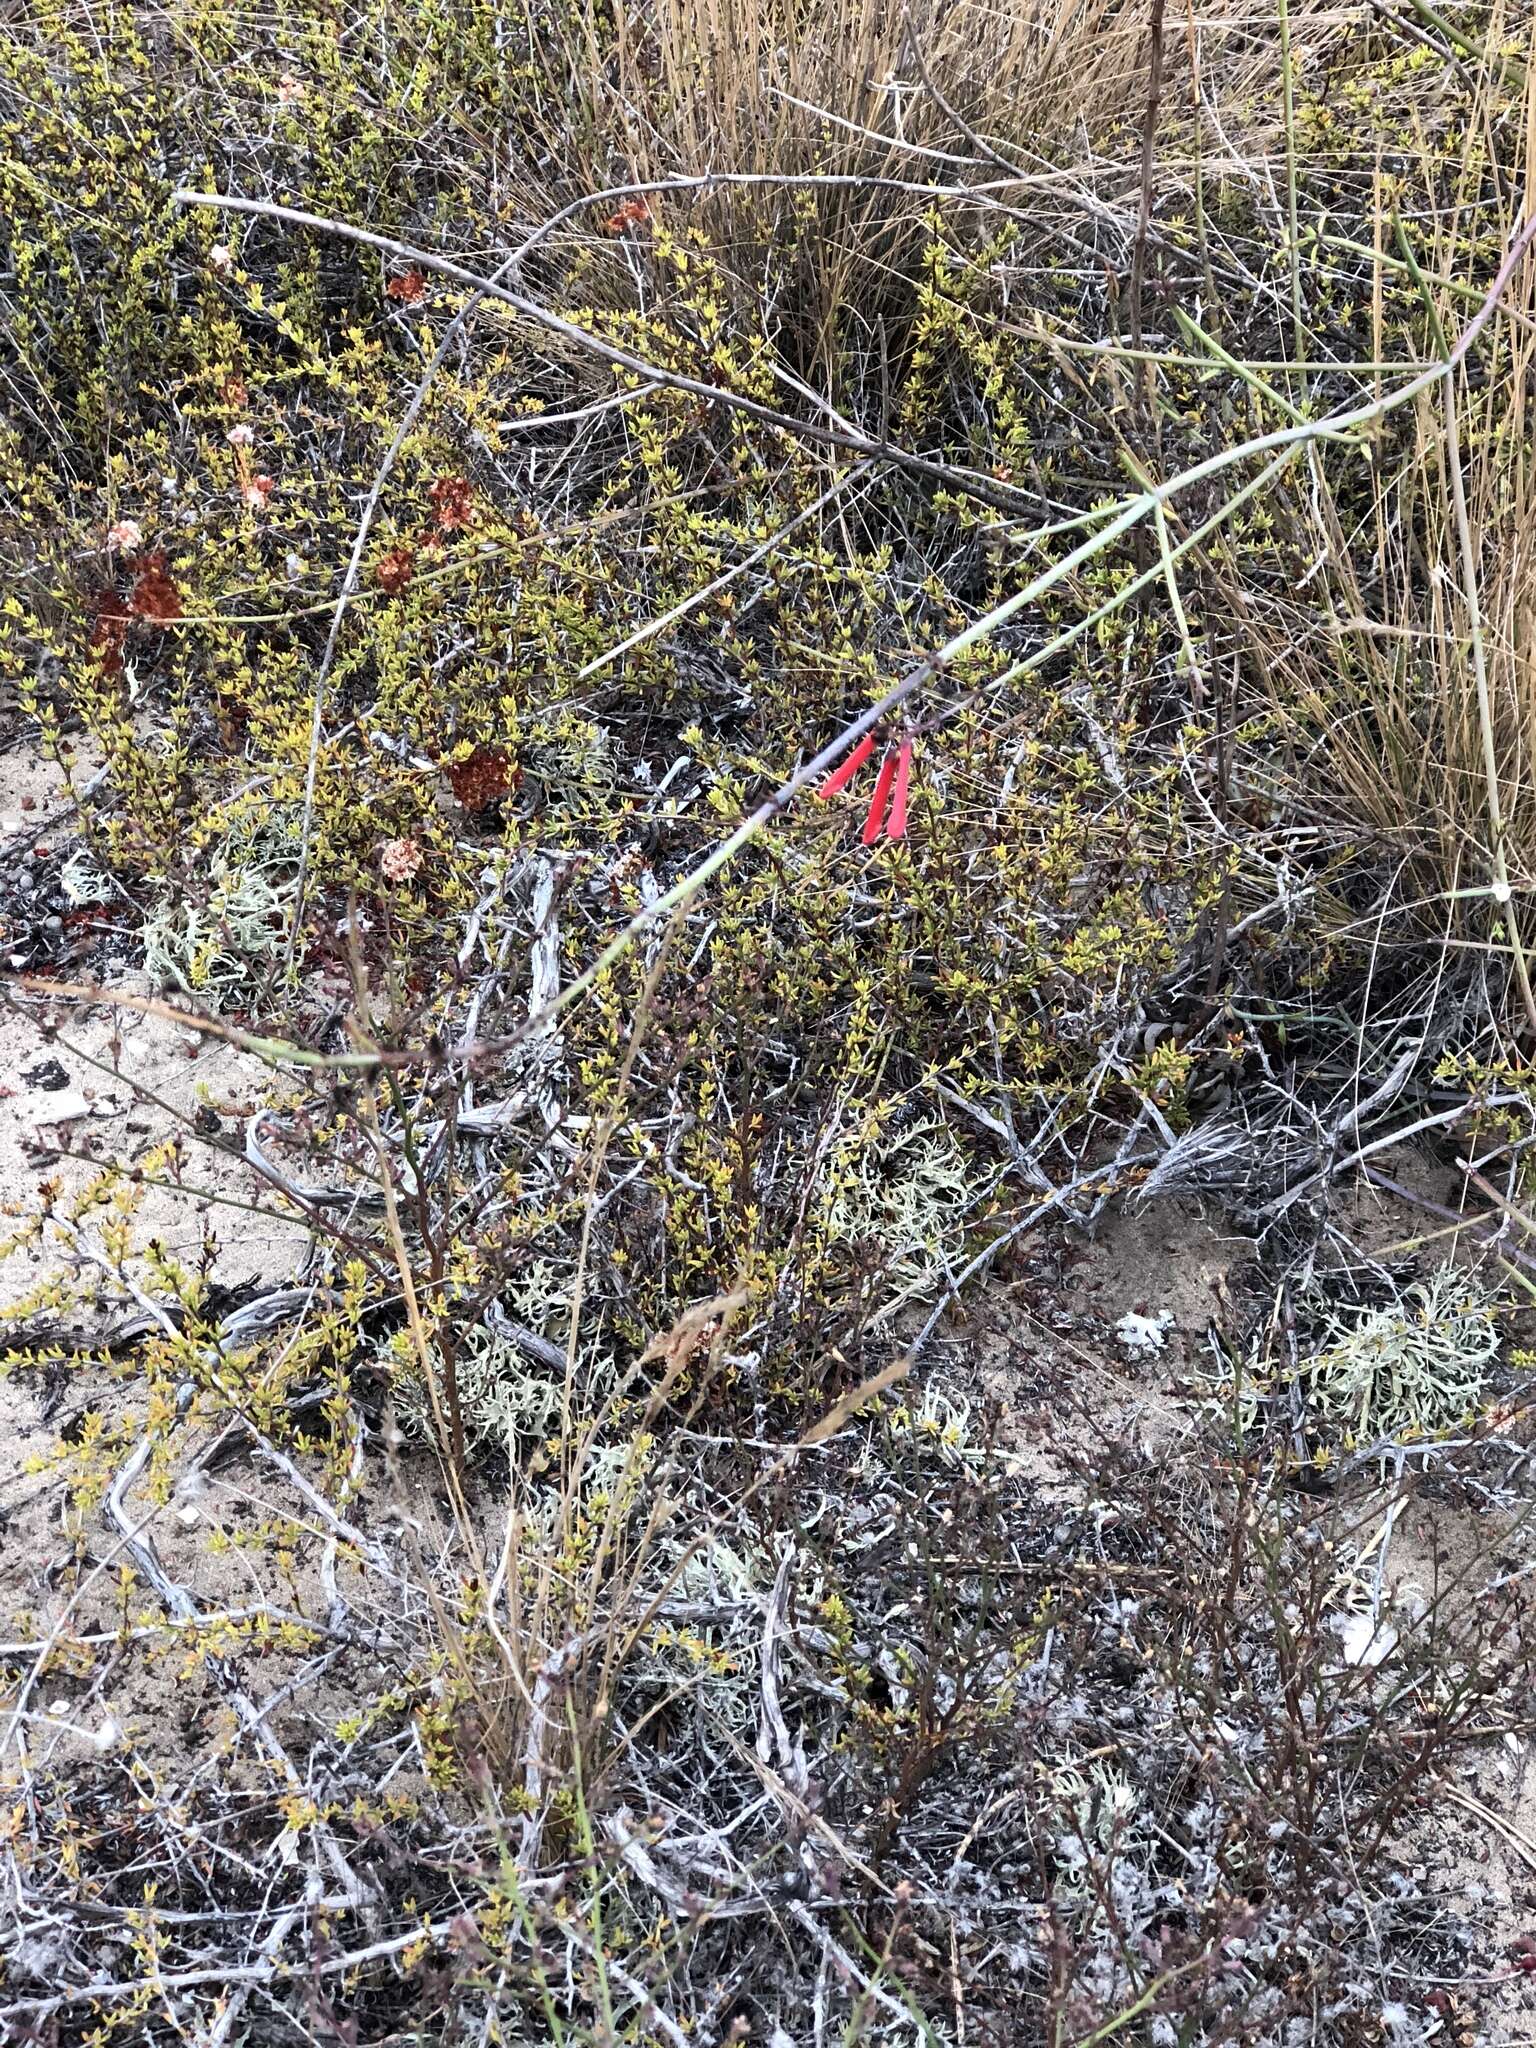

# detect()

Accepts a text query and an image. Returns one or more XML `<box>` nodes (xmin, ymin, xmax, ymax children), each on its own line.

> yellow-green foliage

<box><xmin>0</xmin><ymin>0</ymin><xmax>1228</xmax><ymax>1369</ymax></box>
<box><xmin>6</xmin><ymin>10</ymin><xmax>1536</xmax><ymax>2043</ymax></box>
<box><xmin>6</xmin><ymin>0</ymin><xmax>1513</xmax><ymax>1374</ymax></box>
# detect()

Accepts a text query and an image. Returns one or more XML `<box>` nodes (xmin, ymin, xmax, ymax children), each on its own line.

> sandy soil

<box><xmin>0</xmin><ymin>991</ymin><xmax>312</xmax><ymax>1315</ymax></box>
<box><xmin>0</xmin><ymin>742</ymin><xmax>335</xmax><ymax>1786</ymax></box>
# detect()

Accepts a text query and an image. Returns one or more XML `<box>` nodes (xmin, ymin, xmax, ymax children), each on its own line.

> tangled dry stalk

<box><xmin>7</xmin><ymin>0</ymin><xmax>1536</xmax><ymax>2042</ymax></box>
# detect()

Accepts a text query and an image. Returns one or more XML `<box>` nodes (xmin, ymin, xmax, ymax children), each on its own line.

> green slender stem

<box><xmin>1172</xmin><ymin>306</ymin><xmax>1316</xmax><ymax>423</ymax></box>
<box><xmin>1321</xmin><ymin>233</ymin><xmax>1517</xmax><ymax>310</ymax></box>
<box><xmin>1407</xmin><ymin>0</ymin><xmax>1527</xmax><ymax>84</ymax></box>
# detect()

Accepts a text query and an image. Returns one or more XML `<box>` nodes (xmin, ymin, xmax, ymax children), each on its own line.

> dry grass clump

<box><xmin>1272</xmin><ymin>243</ymin><xmax>1536</xmax><ymax>911</ymax></box>
<box><xmin>533</xmin><ymin>0</ymin><xmax>1155</xmax><ymax>359</ymax></box>
<box><xmin>1234</xmin><ymin>19</ymin><xmax>1536</xmax><ymax>1020</ymax></box>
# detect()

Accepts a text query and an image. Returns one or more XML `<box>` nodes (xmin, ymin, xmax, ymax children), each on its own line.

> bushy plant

<box><xmin>6</xmin><ymin>1</ymin><xmax>1536</xmax><ymax>2043</ymax></box>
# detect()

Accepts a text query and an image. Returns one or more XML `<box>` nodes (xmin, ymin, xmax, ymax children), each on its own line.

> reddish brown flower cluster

<box><xmin>818</xmin><ymin>734</ymin><xmax>915</xmax><ymax>844</ymax></box>
<box><xmin>375</xmin><ymin>545</ymin><xmax>417</xmax><ymax>594</ymax></box>
<box><xmin>88</xmin><ymin>550</ymin><xmax>185</xmax><ymax>674</ymax></box>
<box><xmin>602</xmin><ymin>197</ymin><xmax>651</xmax><ymax>235</ymax></box>
<box><xmin>90</xmin><ymin>589</ymin><xmax>132</xmax><ymax>674</ymax></box>
<box><xmin>428</xmin><ymin>475</ymin><xmax>474</xmax><ymax>531</ymax></box>
<box><xmin>376</xmin><ymin>476</ymin><xmax>477</xmax><ymax>594</ymax></box>
<box><xmin>386</xmin><ymin>268</ymin><xmax>427</xmax><ymax>303</ymax></box>
<box><xmin>128</xmin><ymin>552</ymin><xmax>184</xmax><ymax>624</ymax></box>
<box><xmin>446</xmin><ymin>747</ymin><xmax>516</xmax><ymax>812</ymax></box>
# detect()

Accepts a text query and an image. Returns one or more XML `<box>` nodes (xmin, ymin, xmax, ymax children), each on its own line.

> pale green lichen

<box><xmin>1300</xmin><ymin>1265</ymin><xmax>1499</xmax><ymax>1443</ymax></box>
<box><xmin>819</xmin><ymin>1115</ymin><xmax>984</xmax><ymax>1321</ymax></box>
<box><xmin>139</xmin><ymin>809</ymin><xmax>301</xmax><ymax>999</ymax></box>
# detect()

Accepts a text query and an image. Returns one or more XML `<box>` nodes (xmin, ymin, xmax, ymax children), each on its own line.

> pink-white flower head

<box><xmin>379</xmin><ymin>837</ymin><xmax>423</xmax><ymax>884</ymax></box>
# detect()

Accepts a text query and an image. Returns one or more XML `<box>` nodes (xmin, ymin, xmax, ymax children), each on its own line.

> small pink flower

<box><xmin>277</xmin><ymin>72</ymin><xmax>305</xmax><ymax>105</ymax></box>
<box><xmin>106</xmin><ymin>519</ymin><xmax>143</xmax><ymax>553</ymax></box>
<box><xmin>240</xmin><ymin>474</ymin><xmax>275</xmax><ymax>510</ymax></box>
<box><xmin>226</xmin><ymin>423</ymin><xmax>255</xmax><ymax>448</ymax></box>
<box><xmin>379</xmin><ymin>837</ymin><xmax>423</xmax><ymax>884</ymax></box>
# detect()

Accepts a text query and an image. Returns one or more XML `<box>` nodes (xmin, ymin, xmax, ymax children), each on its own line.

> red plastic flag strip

<box><xmin>817</xmin><ymin>733</ymin><xmax>917</xmax><ymax>844</ymax></box>
<box><xmin>886</xmin><ymin>738</ymin><xmax>913</xmax><ymax>841</ymax></box>
<box><xmin>861</xmin><ymin>749</ymin><xmax>900</xmax><ymax>845</ymax></box>
<box><xmin>817</xmin><ymin>733</ymin><xmax>875</xmax><ymax>798</ymax></box>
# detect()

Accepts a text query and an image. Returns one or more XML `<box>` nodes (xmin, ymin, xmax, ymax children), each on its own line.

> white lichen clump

<box><xmin>1300</xmin><ymin>1265</ymin><xmax>1499</xmax><ymax>1442</ymax></box>
<box><xmin>819</xmin><ymin>1115</ymin><xmax>981</xmax><ymax>1321</ymax></box>
<box><xmin>395</xmin><ymin>1259</ymin><xmax>578</xmax><ymax>1453</ymax></box>
<box><xmin>1116</xmin><ymin>1309</ymin><xmax>1175</xmax><ymax>1358</ymax></box>
<box><xmin>140</xmin><ymin>807</ymin><xmax>301</xmax><ymax>998</ymax></box>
